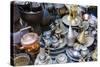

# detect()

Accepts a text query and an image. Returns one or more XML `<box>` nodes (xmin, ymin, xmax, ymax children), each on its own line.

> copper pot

<box><xmin>21</xmin><ymin>33</ymin><xmax>40</xmax><ymax>55</ymax></box>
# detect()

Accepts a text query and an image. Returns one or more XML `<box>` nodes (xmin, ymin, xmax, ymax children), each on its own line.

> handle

<box><xmin>20</xmin><ymin>26</ymin><xmax>31</xmax><ymax>32</ymax></box>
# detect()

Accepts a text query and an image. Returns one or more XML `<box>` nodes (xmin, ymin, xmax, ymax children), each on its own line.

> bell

<box><xmin>67</xmin><ymin>25</ymin><xmax>75</xmax><ymax>46</ymax></box>
<box><xmin>77</xmin><ymin>30</ymin><xmax>86</xmax><ymax>44</ymax></box>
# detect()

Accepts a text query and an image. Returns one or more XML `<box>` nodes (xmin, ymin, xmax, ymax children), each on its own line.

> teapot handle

<box><xmin>19</xmin><ymin>26</ymin><xmax>31</xmax><ymax>40</ymax></box>
<box><xmin>20</xmin><ymin>26</ymin><xmax>31</xmax><ymax>32</ymax></box>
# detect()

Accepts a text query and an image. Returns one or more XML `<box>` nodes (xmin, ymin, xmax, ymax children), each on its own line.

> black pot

<box><xmin>20</xmin><ymin>11</ymin><xmax>43</xmax><ymax>25</ymax></box>
<box><xmin>17</xmin><ymin>2</ymin><xmax>43</xmax><ymax>25</ymax></box>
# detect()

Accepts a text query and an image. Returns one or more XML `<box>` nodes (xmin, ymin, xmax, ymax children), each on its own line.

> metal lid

<box><xmin>21</xmin><ymin>33</ymin><xmax>38</xmax><ymax>45</ymax></box>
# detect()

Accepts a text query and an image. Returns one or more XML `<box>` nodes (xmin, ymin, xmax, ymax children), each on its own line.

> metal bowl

<box><xmin>14</xmin><ymin>53</ymin><xmax>30</xmax><ymax>66</ymax></box>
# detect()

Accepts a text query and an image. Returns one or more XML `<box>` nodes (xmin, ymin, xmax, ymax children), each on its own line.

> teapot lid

<box><xmin>21</xmin><ymin>33</ymin><xmax>38</xmax><ymax>45</ymax></box>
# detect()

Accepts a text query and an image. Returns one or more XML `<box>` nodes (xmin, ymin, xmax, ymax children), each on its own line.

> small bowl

<box><xmin>14</xmin><ymin>53</ymin><xmax>30</xmax><ymax>66</ymax></box>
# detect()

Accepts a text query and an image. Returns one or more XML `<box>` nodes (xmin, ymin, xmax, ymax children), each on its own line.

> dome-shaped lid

<box><xmin>21</xmin><ymin>33</ymin><xmax>38</xmax><ymax>45</ymax></box>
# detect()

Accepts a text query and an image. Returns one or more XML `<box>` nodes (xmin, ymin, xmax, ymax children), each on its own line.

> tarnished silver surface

<box><xmin>12</xmin><ymin>2</ymin><xmax>97</xmax><ymax>65</ymax></box>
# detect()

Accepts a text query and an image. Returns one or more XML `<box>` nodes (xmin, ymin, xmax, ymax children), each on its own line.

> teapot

<box><xmin>20</xmin><ymin>33</ymin><xmax>40</xmax><ymax>55</ymax></box>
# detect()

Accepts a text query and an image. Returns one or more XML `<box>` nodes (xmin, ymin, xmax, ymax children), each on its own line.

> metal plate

<box><xmin>62</xmin><ymin>15</ymin><xmax>81</xmax><ymax>26</ymax></box>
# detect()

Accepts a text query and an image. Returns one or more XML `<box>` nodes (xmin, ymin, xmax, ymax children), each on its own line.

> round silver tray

<box><xmin>62</xmin><ymin>15</ymin><xmax>81</xmax><ymax>26</ymax></box>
